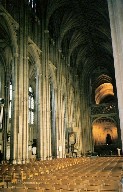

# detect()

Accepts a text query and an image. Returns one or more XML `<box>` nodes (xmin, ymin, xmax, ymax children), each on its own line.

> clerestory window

<box><xmin>28</xmin><ymin>0</ymin><xmax>36</xmax><ymax>12</ymax></box>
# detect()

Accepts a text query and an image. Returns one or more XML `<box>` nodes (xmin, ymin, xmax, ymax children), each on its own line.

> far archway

<box><xmin>92</xmin><ymin>117</ymin><xmax>121</xmax><ymax>156</ymax></box>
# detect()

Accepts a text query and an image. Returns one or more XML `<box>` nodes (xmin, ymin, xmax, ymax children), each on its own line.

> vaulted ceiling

<box><xmin>37</xmin><ymin>0</ymin><xmax>116</xmax><ymax>103</ymax></box>
<box><xmin>40</xmin><ymin>0</ymin><xmax>114</xmax><ymax>74</ymax></box>
<box><xmin>3</xmin><ymin>0</ymin><xmax>116</xmax><ymax>104</ymax></box>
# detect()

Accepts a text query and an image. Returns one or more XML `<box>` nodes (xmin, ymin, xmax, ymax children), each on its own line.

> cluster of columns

<box><xmin>0</xmin><ymin>4</ymin><xmax>83</xmax><ymax>163</ymax></box>
<box><xmin>107</xmin><ymin>0</ymin><xmax>123</xmax><ymax>152</ymax></box>
<box><xmin>2</xmin><ymin>0</ymin><xmax>123</xmax><ymax>163</ymax></box>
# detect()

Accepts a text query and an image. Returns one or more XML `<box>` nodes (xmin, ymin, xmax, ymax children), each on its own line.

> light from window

<box><xmin>28</xmin><ymin>0</ymin><xmax>36</xmax><ymax>12</ymax></box>
<box><xmin>9</xmin><ymin>83</ymin><xmax>12</xmax><ymax>118</ymax></box>
<box><xmin>10</xmin><ymin>84</ymin><xmax>12</xmax><ymax>100</ymax></box>
<box><xmin>28</xmin><ymin>86</ymin><xmax>34</xmax><ymax>124</ymax></box>
<box><xmin>31</xmin><ymin>111</ymin><xmax>34</xmax><ymax>124</ymax></box>
<box><xmin>32</xmin><ymin>0</ymin><xmax>34</xmax><ymax>8</ymax></box>
<box><xmin>31</xmin><ymin>97</ymin><xmax>34</xmax><ymax>109</ymax></box>
<box><xmin>29</xmin><ymin>86</ymin><xmax>32</xmax><ymax>92</ymax></box>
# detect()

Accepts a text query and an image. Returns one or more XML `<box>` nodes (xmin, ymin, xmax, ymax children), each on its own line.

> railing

<box><xmin>91</xmin><ymin>102</ymin><xmax>117</xmax><ymax>116</ymax></box>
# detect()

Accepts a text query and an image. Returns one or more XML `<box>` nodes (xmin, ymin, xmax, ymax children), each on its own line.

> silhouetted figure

<box><xmin>106</xmin><ymin>134</ymin><xmax>112</xmax><ymax>145</ymax></box>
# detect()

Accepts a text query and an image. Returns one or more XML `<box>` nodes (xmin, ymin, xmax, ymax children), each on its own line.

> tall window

<box><xmin>28</xmin><ymin>0</ymin><xmax>36</xmax><ymax>12</ymax></box>
<box><xmin>9</xmin><ymin>82</ymin><xmax>12</xmax><ymax>119</ymax></box>
<box><xmin>28</xmin><ymin>86</ymin><xmax>34</xmax><ymax>124</ymax></box>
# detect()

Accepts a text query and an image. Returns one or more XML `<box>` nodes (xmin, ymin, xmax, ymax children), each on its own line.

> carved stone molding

<box><xmin>28</xmin><ymin>37</ymin><xmax>42</xmax><ymax>58</ymax></box>
<box><xmin>0</xmin><ymin>6</ymin><xmax>19</xmax><ymax>53</ymax></box>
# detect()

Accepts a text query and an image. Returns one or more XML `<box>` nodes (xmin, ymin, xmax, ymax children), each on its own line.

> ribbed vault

<box><xmin>35</xmin><ymin>0</ymin><xmax>115</xmax><ymax>82</ymax></box>
<box><xmin>44</xmin><ymin>0</ymin><xmax>113</xmax><ymax>76</ymax></box>
<box><xmin>36</xmin><ymin>1</ymin><xmax>116</xmax><ymax>107</ymax></box>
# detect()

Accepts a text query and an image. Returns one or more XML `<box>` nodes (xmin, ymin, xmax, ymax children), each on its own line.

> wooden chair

<box><xmin>38</xmin><ymin>183</ymin><xmax>55</xmax><ymax>190</ymax></box>
<box><xmin>0</xmin><ymin>189</ymin><xmax>12</xmax><ymax>192</ymax></box>
<box><xmin>12</xmin><ymin>189</ymin><xmax>27</xmax><ymax>192</ymax></box>
<box><xmin>2</xmin><ymin>170</ymin><xmax>16</xmax><ymax>187</ymax></box>
<box><xmin>100</xmin><ymin>184</ymin><xmax>119</xmax><ymax>191</ymax></box>
<box><xmin>26</xmin><ymin>189</ymin><xmax>45</xmax><ymax>192</ymax></box>
<box><xmin>85</xmin><ymin>185</ymin><xmax>101</xmax><ymax>192</ymax></box>
<box><xmin>0</xmin><ymin>181</ymin><xmax>5</xmax><ymax>188</ymax></box>
<box><xmin>25</xmin><ymin>183</ymin><xmax>40</xmax><ymax>190</ymax></box>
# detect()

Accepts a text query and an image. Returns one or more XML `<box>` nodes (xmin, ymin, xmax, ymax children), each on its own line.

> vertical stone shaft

<box><xmin>10</xmin><ymin>54</ymin><xmax>18</xmax><ymax>163</ymax></box>
<box><xmin>108</xmin><ymin>0</ymin><xmax>123</xmax><ymax>150</ymax></box>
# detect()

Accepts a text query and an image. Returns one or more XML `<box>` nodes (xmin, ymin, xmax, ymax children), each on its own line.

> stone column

<box><xmin>21</xmin><ymin>56</ymin><xmax>28</xmax><ymax>163</ymax></box>
<box><xmin>17</xmin><ymin>1</ymin><xmax>28</xmax><ymax>164</ymax></box>
<box><xmin>61</xmin><ymin>93</ymin><xmax>66</xmax><ymax>158</ymax></box>
<box><xmin>51</xmin><ymin>85</ymin><xmax>57</xmax><ymax>158</ymax></box>
<box><xmin>10</xmin><ymin>53</ymin><xmax>18</xmax><ymax>164</ymax></box>
<box><xmin>55</xmin><ymin>88</ymin><xmax>59</xmax><ymax>157</ymax></box>
<box><xmin>55</xmin><ymin>48</ymin><xmax>63</xmax><ymax>158</ymax></box>
<box><xmin>35</xmin><ymin>71</ymin><xmax>39</xmax><ymax>159</ymax></box>
<box><xmin>0</xmin><ymin>67</ymin><xmax>5</xmax><ymax>99</ymax></box>
<box><xmin>40</xmin><ymin>30</ymin><xmax>51</xmax><ymax>160</ymax></box>
<box><xmin>36</xmin><ymin>72</ymin><xmax>43</xmax><ymax>160</ymax></box>
<box><xmin>3</xmin><ymin>71</ymin><xmax>10</xmax><ymax>161</ymax></box>
<box><xmin>47</xmin><ymin>82</ymin><xmax>52</xmax><ymax>159</ymax></box>
<box><xmin>9</xmin><ymin>2</ymin><xmax>28</xmax><ymax>164</ymax></box>
<box><xmin>108</xmin><ymin>0</ymin><xmax>123</xmax><ymax>151</ymax></box>
<box><xmin>17</xmin><ymin>52</ymin><xmax>28</xmax><ymax>163</ymax></box>
<box><xmin>58</xmin><ymin>54</ymin><xmax>65</xmax><ymax>158</ymax></box>
<box><xmin>80</xmin><ymin>77</ymin><xmax>88</xmax><ymax>155</ymax></box>
<box><xmin>0</xmin><ymin>70</ymin><xmax>5</xmax><ymax>134</ymax></box>
<box><xmin>57</xmin><ymin>76</ymin><xmax>61</xmax><ymax>157</ymax></box>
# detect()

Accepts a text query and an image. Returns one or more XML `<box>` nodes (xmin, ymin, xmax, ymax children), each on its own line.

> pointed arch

<box><xmin>0</xmin><ymin>6</ymin><xmax>18</xmax><ymax>54</ymax></box>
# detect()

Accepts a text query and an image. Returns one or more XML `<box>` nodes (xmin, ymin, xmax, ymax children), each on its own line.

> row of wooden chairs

<box><xmin>0</xmin><ymin>157</ymin><xmax>88</xmax><ymax>186</ymax></box>
<box><xmin>0</xmin><ymin>156</ymin><xmax>123</xmax><ymax>191</ymax></box>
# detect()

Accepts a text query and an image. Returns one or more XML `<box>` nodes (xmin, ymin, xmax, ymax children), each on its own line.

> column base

<box><xmin>12</xmin><ymin>159</ymin><xmax>17</xmax><ymax>164</ymax></box>
<box><xmin>21</xmin><ymin>159</ymin><xmax>26</xmax><ymax>164</ymax></box>
<box><xmin>17</xmin><ymin>159</ymin><xmax>22</xmax><ymax>164</ymax></box>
